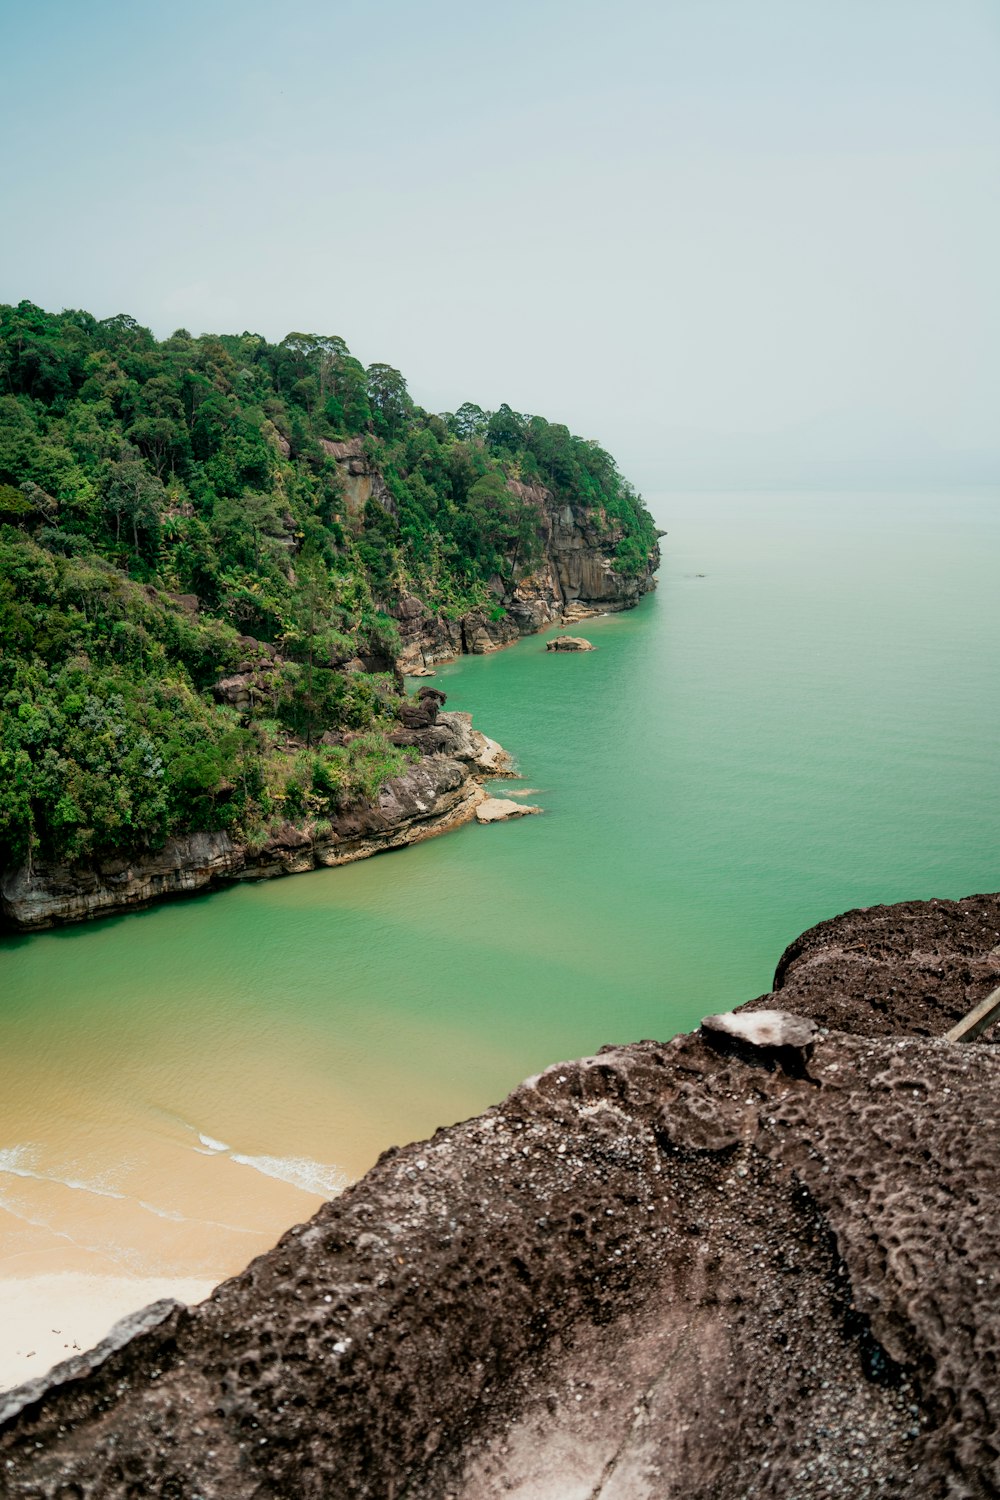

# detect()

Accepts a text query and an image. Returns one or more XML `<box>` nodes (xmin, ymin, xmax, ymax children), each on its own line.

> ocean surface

<box><xmin>1</xmin><ymin>488</ymin><xmax>998</xmax><ymax>1288</ymax></box>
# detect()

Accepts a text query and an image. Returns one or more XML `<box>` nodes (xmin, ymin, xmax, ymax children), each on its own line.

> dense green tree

<box><xmin>451</xmin><ymin>402</ymin><xmax>488</xmax><ymax>441</ymax></box>
<box><xmin>486</xmin><ymin>402</ymin><xmax>524</xmax><ymax>452</ymax></box>
<box><xmin>0</xmin><ymin>300</ymin><xmax>657</xmax><ymax>873</ymax></box>
<box><xmin>102</xmin><ymin>455</ymin><xmax>164</xmax><ymax>560</ymax></box>
<box><xmin>366</xmin><ymin>364</ymin><xmax>411</xmax><ymax>439</ymax></box>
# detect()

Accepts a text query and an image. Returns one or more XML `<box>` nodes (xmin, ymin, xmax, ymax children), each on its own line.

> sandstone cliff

<box><xmin>0</xmin><ymin>710</ymin><xmax>507</xmax><ymax>932</ymax></box>
<box><xmin>2</xmin><ymin>893</ymin><xmax>998</xmax><ymax>1497</ymax></box>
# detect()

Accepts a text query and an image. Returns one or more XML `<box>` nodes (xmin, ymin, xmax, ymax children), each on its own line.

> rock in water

<box><xmin>545</xmin><ymin>635</ymin><xmax>595</xmax><ymax>651</ymax></box>
<box><xmin>474</xmin><ymin>797</ymin><xmax>543</xmax><ymax>823</ymax></box>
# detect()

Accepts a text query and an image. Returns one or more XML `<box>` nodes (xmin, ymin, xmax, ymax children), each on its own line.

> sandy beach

<box><xmin>0</xmin><ymin>1274</ymin><xmax>215</xmax><ymax>1394</ymax></box>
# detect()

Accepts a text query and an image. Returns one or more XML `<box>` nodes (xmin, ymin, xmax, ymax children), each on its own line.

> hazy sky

<box><xmin>2</xmin><ymin>0</ymin><xmax>998</xmax><ymax>491</ymax></box>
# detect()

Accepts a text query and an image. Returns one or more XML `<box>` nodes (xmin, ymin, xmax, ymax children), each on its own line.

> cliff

<box><xmin>387</xmin><ymin>479</ymin><xmax>660</xmax><ymax>671</ymax></box>
<box><xmin>3</xmin><ymin>893</ymin><xmax>998</xmax><ymax>1497</ymax></box>
<box><xmin>0</xmin><ymin>709</ymin><xmax>507</xmax><ymax>932</ymax></box>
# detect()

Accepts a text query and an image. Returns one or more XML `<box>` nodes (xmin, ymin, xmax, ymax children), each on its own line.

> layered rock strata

<box><xmin>2</xmin><ymin>893</ymin><xmax>999</xmax><ymax>1497</ymax></box>
<box><xmin>0</xmin><ymin>711</ymin><xmax>507</xmax><ymax>932</ymax></box>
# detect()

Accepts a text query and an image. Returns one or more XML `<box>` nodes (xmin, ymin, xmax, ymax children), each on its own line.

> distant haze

<box><xmin>2</xmin><ymin>0</ymin><xmax>998</xmax><ymax>493</ymax></box>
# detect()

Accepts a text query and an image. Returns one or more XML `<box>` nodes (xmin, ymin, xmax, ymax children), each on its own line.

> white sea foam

<box><xmin>0</xmin><ymin>1146</ymin><xmax>253</xmax><ymax>1235</ymax></box>
<box><xmin>0</xmin><ymin>1146</ymin><xmax>126</xmax><ymax>1203</ymax></box>
<box><xmin>197</xmin><ymin>1134</ymin><xmax>230</xmax><ymax>1153</ymax></box>
<box><xmin>230</xmin><ymin>1153</ymin><xmax>346</xmax><ymax>1199</ymax></box>
<box><xmin>0</xmin><ymin>1146</ymin><xmax>36</xmax><ymax>1175</ymax></box>
<box><xmin>184</xmin><ymin>1128</ymin><xmax>345</xmax><ymax>1205</ymax></box>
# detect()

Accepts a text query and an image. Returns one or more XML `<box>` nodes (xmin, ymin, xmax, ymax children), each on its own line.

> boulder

<box><xmin>474</xmin><ymin>797</ymin><xmax>543</xmax><ymax>823</ymax></box>
<box><xmin>397</xmin><ymin>687</ymin><xmax>447</xmax><ymax>730</ymax></box>
<box><xmin>545</xmin><ymin>635</ymin><xmax>595</xmax><ymax>651</ymax></box>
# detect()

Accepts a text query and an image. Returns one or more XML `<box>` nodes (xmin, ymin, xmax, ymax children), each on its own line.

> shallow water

<box><xmin>1</xmin><ymin>488</ymin><xmax>997</xmax><ymax>1288</ymax></box>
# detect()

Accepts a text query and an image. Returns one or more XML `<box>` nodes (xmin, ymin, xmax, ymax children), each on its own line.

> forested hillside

<box><xmin>0</xmin><ymin>301</ymin><xmax>657</xmax><ymax>876</ymax></box>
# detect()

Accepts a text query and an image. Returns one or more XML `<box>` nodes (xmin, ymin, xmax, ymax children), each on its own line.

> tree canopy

<box><xmin>0</xmin><ymin>300</ymin><xmax>657</xmax><ymax>872</ymax></box>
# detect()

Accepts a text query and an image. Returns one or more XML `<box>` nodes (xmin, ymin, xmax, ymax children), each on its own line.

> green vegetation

<box><xmin>0</xmin><ymin>300</ymin><xmax>656</xmax><ymax>871</ymax></box>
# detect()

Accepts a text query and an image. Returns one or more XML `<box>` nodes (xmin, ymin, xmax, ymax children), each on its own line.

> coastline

<box><xmin>0</xmin><ymin>588</ymin><xmax>652</xmax><ymax>935</ymax></box>
<box><xmin>3</xmin><ymin>893</ymin><xmax>998</xmax><ymax>1492</ymax></box>
<box><xmin>0</xmin><ymin>494</ymin><xmax>659</xmax><ymax>935</ymax></box>
<box><xmin>0</xmin><ymin>589</ymin><xmax>657</xmax><ymax>1391</ymax></box>
<box><xmin>0</xmin><ymin>711</ymin><xmax>509</xmax><ymax>933</ymax></box>
<box><xmin>0</xmin><ymin>1274</ymin><xmax>215</xmax><ymax>1394</ymax></box>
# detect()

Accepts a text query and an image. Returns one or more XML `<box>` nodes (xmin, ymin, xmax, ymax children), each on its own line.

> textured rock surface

<box><xmin>746</xmin><ymin>891</ymin><xmax>1000</xmax><ymax>1041</ymax></box>
<box><xmin>0</xmin><ymin>711</ymin><xmax>505</xmax><ymax>931</ymax></box>
<box><xmin>3</xmin><ymin>893</ymin><xmax>998</xmax><ymax>1498</ymax></box>
<box><xmin>318</xmin><ymin>436</ymin><xmax>396</xmax><ymax>520</ymax></box>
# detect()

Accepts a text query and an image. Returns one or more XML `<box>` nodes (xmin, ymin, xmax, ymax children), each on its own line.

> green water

<box><xmin>1</xmin><ymin>489</ymin><xmax>998</xmax><ymax>1280</ymax></box>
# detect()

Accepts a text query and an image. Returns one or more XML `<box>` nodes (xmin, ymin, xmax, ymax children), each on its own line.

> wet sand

<box><xmin>0</xmin><ymin>987</ymin><xmax>498</xmax><ymax>1390</ymax></box>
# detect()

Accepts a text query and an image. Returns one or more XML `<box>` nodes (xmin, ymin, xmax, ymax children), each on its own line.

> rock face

<box><xmin>2</xmin><ymin>893</ymin><xmax>999</xmax><ymax>1497</ymax></box>
<box><xmin>394</xmin><ymin>481</ymin><xmax>659</xmax><ymax>672</ymax></box>
<box><xmin>0</xmin><ymin>711</ymin><xmax>509</xmax><ymax>932</ymax></box>
<box><xmin>318</xmin><ymin>437</ymin><xmax>396</xmax><ymax>521</ymax></box>
<box><xmin>315</xmin><ymin>447</ymin><xmax>658</xmax><ymax>671</ymax></box>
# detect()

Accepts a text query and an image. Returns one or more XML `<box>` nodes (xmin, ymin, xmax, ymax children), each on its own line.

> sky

<box><xmin>2</xmin><ymin>0</ymin><xmax>998</xmax><ymax>492</ymax></box>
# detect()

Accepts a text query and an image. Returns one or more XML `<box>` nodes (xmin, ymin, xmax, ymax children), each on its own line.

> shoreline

<box><xmin>0</xmin><ymin>712</ymin><xmax>508</xmax><ymax>935</ymax></box>
<box><xmin>0</xmin><ymin>1273</ymin><xmax>216</xmax><ymax>1395</ymax></box>
<box><xmin>0</xmin><ymin>583</ymin><xmax>657</xmax><ymax>937</ymax></box>
<box><xmin>3</xmin><ymin>893</ymin><xmax>998</xmax><ymax>1491</ymax></box>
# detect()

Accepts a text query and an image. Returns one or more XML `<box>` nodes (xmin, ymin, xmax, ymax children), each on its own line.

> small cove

<box><xmin>1</xmin><ymin>488</ymin><xmax>998</xmax><ymax>1333</ymax></box>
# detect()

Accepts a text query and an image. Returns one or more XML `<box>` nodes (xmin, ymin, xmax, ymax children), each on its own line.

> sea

<box><xmin>1</xmin><ymin>488</ymin><xmax>997</xmax><ymax>1299</ymax></box>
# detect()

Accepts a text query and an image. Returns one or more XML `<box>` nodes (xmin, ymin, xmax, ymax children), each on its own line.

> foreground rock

<box><xmin>0</xmin><ymin>711</ymin><xmax>509</xmax><ymax>932</ymax></box>
<box><xmin>546</xmin><ymin>634</ymin><xmax>595</xmax><ymax>651</ymax></box>
<box><xmin>2</xmin><ymin>893</ymin><xmax>999</xmax><ymax>1497</ymax></box>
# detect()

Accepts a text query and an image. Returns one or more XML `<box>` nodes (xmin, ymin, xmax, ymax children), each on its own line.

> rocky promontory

<box><xmin>3</xmin><ymin>893</ymin><xmax>998</xmax><ymax>1497</ymax></box>
<box><xmin>389</xmin><ymin>480</ymin><xmax>659</xmax><ymax>672</ymax></box>
<box><xmin>0</xmin><ymin>705</ymin><xmax>509</xmax><ymax>932</ymax></box>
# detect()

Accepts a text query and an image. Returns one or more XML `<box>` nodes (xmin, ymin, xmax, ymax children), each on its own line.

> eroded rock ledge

<box><xmin>2</xmin><ymin>894</ymin><xmax>999</xmax><ymax>1498</ymax></box>
<box><xmin>0</xmin><ymin>711</ymin><xmax>507</xmax><ymax>932</ymax></box>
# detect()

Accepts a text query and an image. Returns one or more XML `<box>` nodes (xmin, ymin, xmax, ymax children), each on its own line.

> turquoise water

<box><xmin>1</xmin><ymin>488</ymin><xmax>998</xmax><ymax>1281</ymax></box>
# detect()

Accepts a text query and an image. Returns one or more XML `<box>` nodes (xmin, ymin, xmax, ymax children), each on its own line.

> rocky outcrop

<box><xmin>0</xmin><ymin>711</ymin><xmax>511</xmax><ymax>932</ymax></box>
<box><xmin>744</xmin><ymin>890</ymin><xmax>1000</xmax><ymax>1039</ymax></box>
<box><xmin>474</xmin><ymin>796</ymin><xmax>543</xmax><ymax>823</ymax></box>
<box><xmin>393</xmin><ymin>594</ymin><xmax>523</xmax><ymax>672</ymax></box>
<box><xmin>393</xmin><ymin>481</ymin><xmax>660</xmax><ymax>672</ymax></box>
<box><xmin>319</xmin><ymin>437</ymin><xmax>396</xmax><ymax>521</ymax></box>
<box><xmin>546</xmin><ymin>635</ymin><xmax>595</xmax><ymax>652</ymax></box>
<box><xmin>314</xmin><ymin>445</ymin><xmax>659</xmax><ymax>673</ymax></box>
<box><xmin>3</xmin><ymin>894</ymin><xmax>999</xmax><ymax>1497</ymax></box>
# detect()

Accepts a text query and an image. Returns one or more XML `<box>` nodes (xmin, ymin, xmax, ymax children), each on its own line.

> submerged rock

<box><xmin>4</xmin><ymin>894</ymin><xmax>999</xmax><ymax>1496</ymax></box>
